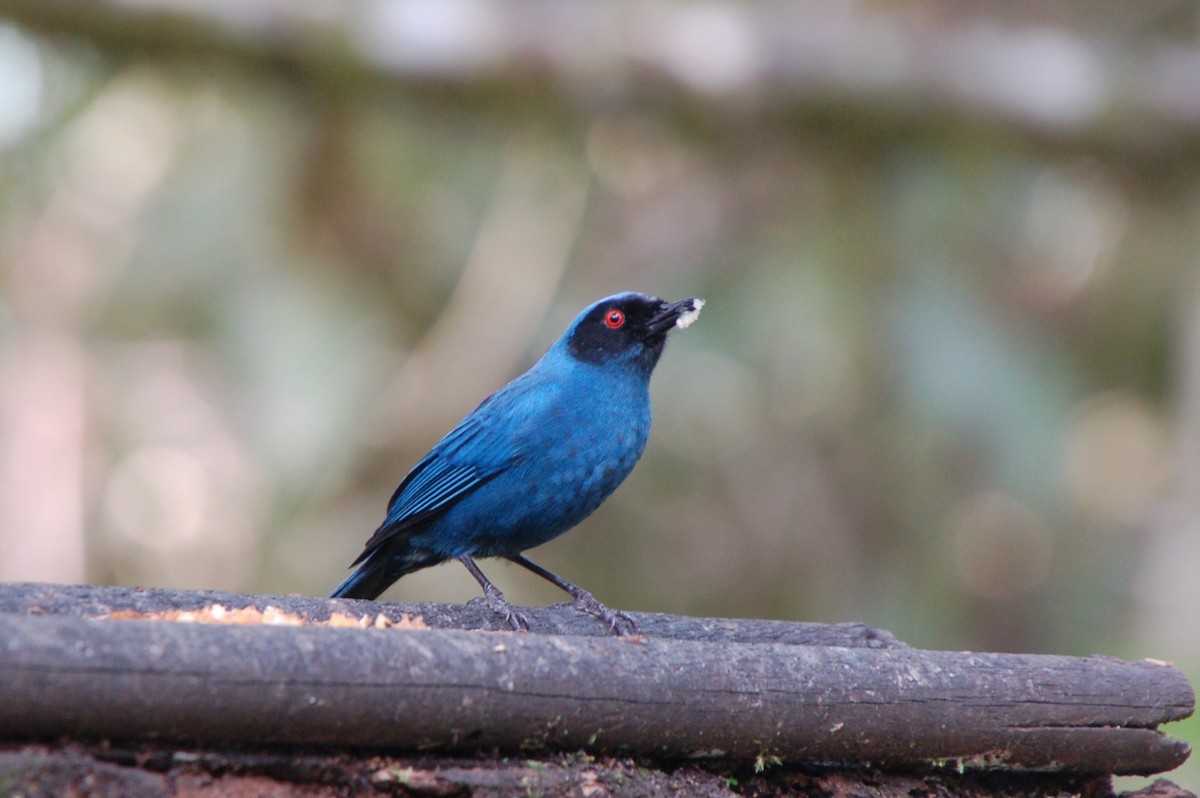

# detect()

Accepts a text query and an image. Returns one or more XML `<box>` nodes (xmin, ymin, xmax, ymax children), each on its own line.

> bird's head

<box><xmin>563</xmin><ymin>292</ymin><xmax>704</xmax><ymax>374</ymax></box>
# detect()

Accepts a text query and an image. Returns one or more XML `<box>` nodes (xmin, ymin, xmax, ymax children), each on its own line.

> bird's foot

<box><xmin>572</xmin><ymin>591</ymin><xmax>636</xmax><ymax>636</ymax></box>
<box><xmin>481</xmin><ymin>584</ymin><xmax>530</xmax><ymax>632</ymax></box>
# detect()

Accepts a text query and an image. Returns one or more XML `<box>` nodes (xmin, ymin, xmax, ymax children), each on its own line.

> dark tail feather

<box><xmin>330</xmin><ymin>546</ymin><xmax>443</xmax><ymax>600</ymax></box>
<box><xmin>330</xmin><ymin>553</ymin><xmax>393</xmax><ymax>600</ymax></box>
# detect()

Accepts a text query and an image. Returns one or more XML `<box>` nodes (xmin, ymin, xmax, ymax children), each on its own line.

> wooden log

<box><xmin>10</xmin><ymin>742</ymin><xmax>1190</xmax><ymax>798</ymax></box>
<box><xmin>0</xmin><ymin>581</ymin><xmax>905</xmax><ymax>648</ymax></box>
<box><xmin>0</xmin><ymin>583</ymin><xmax>1192</xmax><ymax>776</ymax></box>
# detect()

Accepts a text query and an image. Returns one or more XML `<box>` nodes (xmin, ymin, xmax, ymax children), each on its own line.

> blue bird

<box><xmin>332</xmin><ymin>292</ymin><xmax>704</xmax><ymax>633</ymax></box>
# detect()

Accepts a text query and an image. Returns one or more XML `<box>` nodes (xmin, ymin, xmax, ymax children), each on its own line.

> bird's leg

<box><xmin>506</xmin><ymin>554</ymin><xmax>636</xmax><ymax>635</ymax></box>
<box><xmin>457</xmin><ymin>555</ymin><xmax>530</xmax><ymax>631</ymax></box>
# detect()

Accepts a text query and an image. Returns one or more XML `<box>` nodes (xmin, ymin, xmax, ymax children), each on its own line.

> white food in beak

<box><xmin>675</xmin><ymin>298</ymin><xmax>705</xmax><ymax>330</ymax></box>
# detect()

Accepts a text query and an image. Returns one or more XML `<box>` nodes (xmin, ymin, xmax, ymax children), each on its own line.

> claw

<box><xmin>483</xmin><ymin>583</ymin><xmax>530</xmax><ymax>632</ymax></box>
<box><xmin>573</xmin><ymin>592</ymin><xmax>637</xmax><ymax>636</ymax></box>
<box><xmin>459</xmin><ymin>554</ymin><xmax>532</xmax><ymax>632</ymax></box>
<box><xmin>505</xmin><ymin>608</ymin><xmax>531</xmax><ymax>632</ymax></box>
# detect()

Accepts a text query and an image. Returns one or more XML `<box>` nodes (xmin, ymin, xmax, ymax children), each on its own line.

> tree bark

<box><xmin>0</xmin><ymin>583</ymin><xmax>1191</xmax><ymax>777</ymax></box>
<box><xmin>0</xmin><ymin>578</ymin><xmax>902</xmax><ymax>648</ymax></box>
<box><xmin>10</xmin><ymin>742</ymin><xmax>1195</xmax><ymax>798</ymax></box>
<box><xmin>0</xmin><ymin>581</ymin><xmax>903</xmax><ymax>647</ymax></box>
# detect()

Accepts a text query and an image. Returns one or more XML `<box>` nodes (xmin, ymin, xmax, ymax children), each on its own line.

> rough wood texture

<box><xmin>0</xmin><ymin>583</ymin><xmax>1192</xmax><ymax>777</ymax></box>
<box><xmin>11</xmin><ymin>742</ymin><xmax>1194</xmax><ymax>798</ymax></box>
<box><xmin>0</xmin><ymin>581</ymin><xmax>905</xmax><ymax>648</ymax></box>
<box><xmin>10</xmin><ymin>742</ymin><xmax>1198</xmax><ymax>798</ymax></box>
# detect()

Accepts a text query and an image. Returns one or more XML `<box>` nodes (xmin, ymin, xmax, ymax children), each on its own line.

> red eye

<box><xmin>604</xmin><ymin>308</ymin><xmax>625</xmax><ymax>329</ymax></box>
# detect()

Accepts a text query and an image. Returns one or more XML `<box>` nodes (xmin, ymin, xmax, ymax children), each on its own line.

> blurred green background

<box><xmin>0</xmin><ymin>0</ymin><xmax>1197</xmax><ymax>788</ymax></box>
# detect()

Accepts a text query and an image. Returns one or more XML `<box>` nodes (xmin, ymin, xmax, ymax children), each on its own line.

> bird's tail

<box><xmin>330</xmin><ymin>554</ymin><xmax>393</xmax><ymax>600</ymax></box>
<box><xmin>330</xmin><ymin>546</ymin><xmax>443</xmax><ymax>600</ymax></box>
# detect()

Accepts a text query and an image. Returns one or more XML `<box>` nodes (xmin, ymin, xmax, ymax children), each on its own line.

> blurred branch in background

<box><xmin>2</xmin><ymin>7</ymin><xmax>1200</xmax><ymax>786</ymax></box>
<box><xmin>3</xmin><ymin>0</ymin><xmax>1200</xmax><ymax>159</ymax></box>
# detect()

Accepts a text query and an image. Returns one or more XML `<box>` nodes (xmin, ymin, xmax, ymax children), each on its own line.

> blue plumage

<box><xmin>331</xmin><ymin>291</ymin><xmax>703</xmax><ymax>632</ymax></box>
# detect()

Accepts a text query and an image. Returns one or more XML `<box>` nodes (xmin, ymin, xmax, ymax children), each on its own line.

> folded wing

<box><xmin>349</xmin><ymin>410</ymin><xmax>519</xmax><ymax>565</ymax></box>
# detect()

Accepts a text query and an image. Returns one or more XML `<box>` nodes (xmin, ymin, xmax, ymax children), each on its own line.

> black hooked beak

<box><xmin>646</xmin><ymin>297</ymin><xmax>705</xmax><ymax>337</ymax></box>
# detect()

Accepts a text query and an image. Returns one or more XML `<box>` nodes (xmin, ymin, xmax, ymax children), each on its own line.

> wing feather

<box><xmin>350</xmin><ymin>404</ymin><xmax>523</xmax><ymax>564</ymax></box>
<box><xmin>384</xmin><ymin>457</ymin><xmax>481</xmax><ymax>525</ymax></box>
